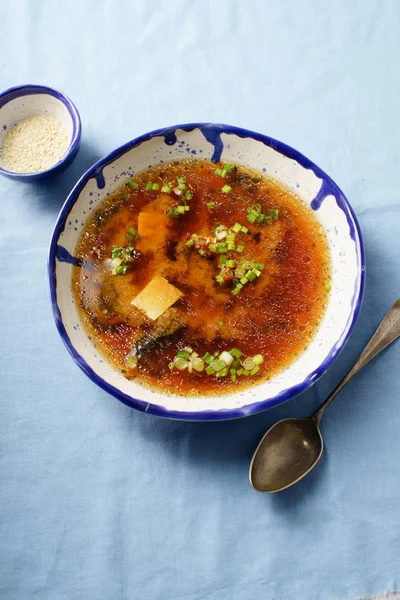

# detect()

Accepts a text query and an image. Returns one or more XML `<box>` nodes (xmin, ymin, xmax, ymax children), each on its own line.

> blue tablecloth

<box><xmin>1</xmin><ymin>1</ymin><xmax>400</xmax><ymax>599</ymax></box>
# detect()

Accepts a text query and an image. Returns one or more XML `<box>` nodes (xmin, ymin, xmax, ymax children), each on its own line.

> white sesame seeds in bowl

<box><xmin>0</xmin><ymin>84</ymin><xmax>81</xmax><ymax>182</ymax></box>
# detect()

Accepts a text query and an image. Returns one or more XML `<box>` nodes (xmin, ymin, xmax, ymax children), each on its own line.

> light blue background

<box><xmin>1</xmin><ymin>1</ymin><xmax>400</xmax><ymax>599</ymax></box>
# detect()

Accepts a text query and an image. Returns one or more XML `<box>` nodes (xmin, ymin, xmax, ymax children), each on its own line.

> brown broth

<box><xmin>72</xmin><ymin>159</ymin><xmax>330</xmax><ymax>396</ymax></box>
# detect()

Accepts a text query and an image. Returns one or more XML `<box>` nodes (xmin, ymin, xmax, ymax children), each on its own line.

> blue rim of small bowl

<box><xmin>0</xmin><ymin>84</ymin><xmax>82</xmax><ymax>179</ymax></box>
<box><xmin>48</xmin><ymin>122</ymin><xmax>365</xmax><ymax>421</ymax></box>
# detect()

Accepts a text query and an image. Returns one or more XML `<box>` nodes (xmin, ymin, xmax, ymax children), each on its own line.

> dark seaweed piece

<box><xmin>133</xmin><ymin>309</ymin><xmax>186</xmax><ymax>358</ymax></box>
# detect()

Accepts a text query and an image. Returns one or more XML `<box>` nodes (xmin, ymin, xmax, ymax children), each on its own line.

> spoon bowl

<box><xmin>250</xmin><ymin>418</ymin><xmax>323</xmax><ymax>493</ymax></box>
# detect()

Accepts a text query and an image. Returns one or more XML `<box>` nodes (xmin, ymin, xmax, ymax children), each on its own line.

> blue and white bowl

<box><xmin>49</xmin><ymin>124</ymin><xmax>365</xmax><ymax>421</ymax></box>
<box><xmin>0</xmin><ymin>84</ymin><xmax>81</xmax><ymax>181</ymax></box>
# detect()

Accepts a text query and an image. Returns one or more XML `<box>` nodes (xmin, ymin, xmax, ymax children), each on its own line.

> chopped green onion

<box><xmin>246</xmin><ymin>270</ymin><xmax>256</xmax><ymax>282</ymax></box>
<box><xmin>236</xmin><ymin>245</ymin><xmax>244</xmax><ymax>253</ymax></box>
<box><xmin>178</xmin><ymin>183</ymin><xmax>186</xmax><ymax>191</ymax></box>
<box><xmin>126</xmin><ymin>354</ymin><xmax>138</xmax><ymax>368</ymax></box>
<box><xmin>232</xmin><ymin>223</ymin><xmax>242</xmax><ymax>233</ymax></box>
<box><xmin>250</xmin><ymin>365</ymin><xmax>260</xmax><ymax>376</ymax></box>
<box><xmin>185</xmin><ymin>239</ymin><xmax>194</xmax><ymax>247</ymax></box>
<box><xmin>161</xmin><ymin>185</ymin><xmax>172</xmax><ymax>193</ymax></box>
<box><xmin>207</xmin><ymin>202</ymin><xmax>216</xmax><ymax>209</ymax></box>
<box><xmin>324</xmin><ymin>282</ymin><xmax>332</xmax><ymax>292</ymax></box>
<box><xmin>215</xmin><ymin>227</ymin><xmax>227</xmax><ymax>240</ymax></box>
<box><xmin>237</xmin><ymin>368</ymin><xmax>244</xmax><ymax>376</ymax></box>
<box><xmin>218</xmin><ymin>321</ymin><xmax>224</xmax><ymax>327</ymax></box>
<box><xmin>270</xmin><ymin>209</ymin><xmax>279</xmax><ymax>220</ymax></box>
<box><xmin>240</xmin><ymin>226</ymin><xmax>248</xmax><ymax>233</ymax></box>
<box><xmin>230</xmin><ymin>369</ymin><xmax>237</xmax><ymax>381</ymax></box>
<box><xmin>152</xmin><ymin>183</ymin><xmax>160</xmax><ymax>190</ymax></box>
<box><xmin>145</xmin><ymin>182</ymin><xmax>153</xmax><ymax>190</ymax></box>
<box><xmin>226</xmin><ymin>234</ymin><xmax>236</xmax><ymax>243</ymax></box>
<box><xmin>211</xmin><ymin>359</ymin><xmax>227</xmax><ymax>372</ymax></box>
<box><xmin>217</xmin><ymin>243</ymin><xmax>228</xmax><ymax>253</ymax></box>
<box><xmin>243</xmin><ymin>357</ymin><xmax>255</xmax><ymax>371</ymax></box>
<box><xmin>192</xmin><ymin>357</ymin><xmax>205</xmax><ymax>372</ymax></box>
<box><xmin>199</xmin><ymin>249</ymin><xmax>206</xmax><ymax>256</ymax></box>
<box><xmin>255</xmin><ymin>263</ymin><xmax>264</xmax><ymax>271</ymax></box>
<box><xmin>175</xmin><ymin>357</ymin><xmax>188</xmax><ymax>370</ymax></box>
<box><xmin>124</xmin><ymin>193</ymin><xmax>130</xmax><ymax>200</ymax></box>
<box><xmin>240</xmin><ymin>277</ymin><xmax>248</xmax><ymax>285</ymax></box>
<box><xmin>221</xmin><ymin>185</ymin><xmax>232</xmax><ymax>194</ymax></box>
<box><xmin>115</xmin><ymin>264</ymin><xmax>128</xmax><ymax>275</ymax></box>
<box><xmin>247</xmin><ymin>211</ymin><xmax>258</xmax><ymax>223</ymax></box>
<box><xmin>185</xmin><ymin>189</ymin><xmax>192</xmax><ymax>200</ymax></box>
<box><xmin>127</xmin><ymin>180</ymin><xmax>139</xmax><ymax>188</ymax></box>
<box><xmin>243</xmin><ymin>369</ymin><xmax>250</xmax><ymax>376</ymax></box>
<box><xmin>215</xmin><ymin>274</ymin><xmax>224</xmax><ymax>284</ymax></box>
<box><xmin>177</xmin><ymin>350</ymin><xmax>191</xmax><ymax>359</ymax></box>
<box><xmin>202</xmin><ymin>352</ymin><xmax>213</xmax><ymax>364</ymax></box>
<box><xmin>169</xmin><ymin>362</ymin><xmax>175</xmax><ymax>370</ymax></box>
<box><xmin>216</xmin><ymin>367</ymin><xmax>229</xmax><ymax>377</ymax></box>
<box><xmin>177</xmin><ymin>176</ymin><xmax>186</xmax><ymax>184</ymax></box>
<box><xmin>177</xmin><ymin>205</ymin><xmax>185</xmax><ymax>215</ymax></box>
<box><xmin>185</xmin><ymin>205</ymin><xmax>190</xmax><ymax>211</ymax></box>
<box><xmin>205</xmin><ymin>365</ymin><xmax>216</xmax><ymax>375</ymax></box>
<box><xmin>209</xmin><ymin>243</ymin><xmax>217</xmax><ymax>253</ymax></box>
<box><xmin>226</xmin><ymin>259</ymin><xmax>236</xmax><ymax>268</ymax></box>
<box><xmin>230</xmin><ymin>348</ymin><xmax>243</xmax><ymax>359</ymax></box>
<box><xmin>253</xmin><ymin>354</ymin><xmax>264</xmax><ymax>365</ymax></box>
<box><xmin>219</xmin><ymin>255</ymin><xmax>227</xmax><ymax>265</ymax></box>
<box><xmin>219</xmin><ymin>351</ymin><xmax>234</xmax><ymax>366</ymax></box>
<box><xmin>215</xmin><ymin>168</ymin><xmax>224</xmax><ymax>178</ymax></box>
<box><xmin>224</xmin><ymin>163</ymin><xmax>234</xmax><ymax>173</ymax></box>
<box><xmin>126</xmin><ymin>227</ymin><xmax>139</xmax><ymax>243</ymax></box>
<box><xmin>226</xmin><ymin>242</ymin><xmax>236</xmax><ymax>251</ymax></box>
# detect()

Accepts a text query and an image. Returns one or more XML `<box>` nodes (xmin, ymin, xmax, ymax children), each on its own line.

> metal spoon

<box><xmin>249</xmin><ymin>298</ymin><xmax>400</xmax><ymax>493</ymax></box>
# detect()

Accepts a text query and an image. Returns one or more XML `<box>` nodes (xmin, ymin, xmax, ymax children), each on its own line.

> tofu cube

<box><xmin>131</xmin><ymin>275</ymin><xmax>183</xmax><ymax>321</ymax></box>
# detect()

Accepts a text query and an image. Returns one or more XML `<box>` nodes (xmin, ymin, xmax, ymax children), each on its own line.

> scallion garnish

<box><xmin>161</xmin><ymin>184</ymin><xmax>172</xmax><ymax>193</ymax></box>
<box><xmin>221</xmin><ymin>184</ymin><xmax>232</xmax><ymax>194</ymax></box>
<box><xmin>202</xmin><ymin>352</ymin><xmax>213</xmax><ymax>364</ymax></box>
<box><xmin>127</xmin><ymin>180</ymin><xmax>139</xmax><ymax>188</ymax></box>
<box><xmin>145</xmin><ymin>182</ymin><xmax>153</xmax><ymax>190</ymax></box>
<box><xmin>207</xmin><ymin>202</ymin><xmax>216</xmax><ymax>209</ymax></box>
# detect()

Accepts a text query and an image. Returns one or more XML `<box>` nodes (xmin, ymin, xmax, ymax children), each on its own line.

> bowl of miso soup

<box><xmin>49</xmin><ymin>123</ymin><xmax>364</xmax><ymax>420</ymax></box>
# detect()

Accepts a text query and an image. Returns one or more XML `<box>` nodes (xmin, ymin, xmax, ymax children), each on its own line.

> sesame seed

<box><xmin>2</xmin><ymin>115</ymin><xmax>69</xmax><ymax>173</ymax></box>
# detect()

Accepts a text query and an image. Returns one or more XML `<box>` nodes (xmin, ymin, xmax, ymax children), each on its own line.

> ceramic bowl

<box><xmin>49</xmin><ymin>123</ymin><xmax>365</xmax><ymax>421</ymax></box>
<box><xmin>0</xmin><ymin>84</ymin><xmax>81</xmax><ymax>181</ymax></box>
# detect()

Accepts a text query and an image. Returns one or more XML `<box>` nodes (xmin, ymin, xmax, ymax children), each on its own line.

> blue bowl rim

<box><xmin>0</xmin><ymin>83</ymin><xmax>82</xmax><ymax>178</ymax></box>
<box><xmin>48</xmin><ymin>122</ymin><xmax>365</xmax><ymax>421</ymax></box>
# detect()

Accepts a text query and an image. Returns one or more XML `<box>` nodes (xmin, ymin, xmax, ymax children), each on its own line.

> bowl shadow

<box><xmin>36</xmin><ymin>141</ymin><xmax>104</xmax><ymax>215</ymax></box>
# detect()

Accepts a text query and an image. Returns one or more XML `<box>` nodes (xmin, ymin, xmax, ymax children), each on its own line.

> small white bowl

<box><xmin>0</xmin><ymin>84</ymin><xmax>81</xmax><ymax>181</ymax></box>
<box><xmin>49</xmin><ymin>123</ymin><xmax>365</xmax><ymax>421</ymax></box>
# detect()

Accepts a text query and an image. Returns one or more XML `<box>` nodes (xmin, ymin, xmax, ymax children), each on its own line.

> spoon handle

<box><xmin>312</xmin><ymin>298</ymin><xmax>400</xmax><ymax>423</ymax></box>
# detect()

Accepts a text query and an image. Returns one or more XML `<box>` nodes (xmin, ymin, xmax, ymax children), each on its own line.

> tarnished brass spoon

<box><xmin>250</xmin><ymin>298</ymin><xmax>400</xmax><ymax>493</ymax></box>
